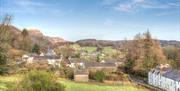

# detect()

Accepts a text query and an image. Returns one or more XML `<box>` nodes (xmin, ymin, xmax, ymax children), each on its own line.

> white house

<box><xmin>22</xmin><ymin>54</ymin><xmax>34</xmax><ymax>63</ymax></box>
<box><xmin>22</xmin><ymin>49</ymin><xmax>62</xmax><ymax>67</ymax></box>
<box><xmin>68</xmin><ymin>58</ymin><xmax>84</xmax><ymax>68</ymax></box>
<box><xmin>148</xmin><ymin>64</ymin><xmax>180</xmax><ymax>91</ymax></box>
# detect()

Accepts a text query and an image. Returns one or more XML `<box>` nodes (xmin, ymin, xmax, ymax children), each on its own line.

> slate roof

<box><xmin>32</xmin><ymin>56</ymin><xmax>60</xmax><ymax>60</ymax></box>
<box><xmin>69</xmin><ymin>58</ymin><xmax>85</xmax><ymax>63</ymax></box>
<box><xmin>74</xmin><ymin>69</ymin><xmax>89</xmax><ymax>75</ymax></box>
<box><xmin>105</xmin><ymin>59</ymin><xmax>117</xmax><ymax>63</ymax></box>
<box><xmin>162</xmin><ymin>69</ymin><xmax>180</xmax><ymax>82</ymax></box>
<box><xmin>84</xmin><ymin>61</ymin><xmax>116</xmax><ymax>68</ymax></box>
<box><xmin>46</xmin><ymin>49</ymin><xmax>56</xmax><ymax>56</ymax></box>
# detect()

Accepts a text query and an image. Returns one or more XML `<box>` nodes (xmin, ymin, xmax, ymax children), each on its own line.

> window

<box><xmin>174</xmin><ymin>81</ymin><xmax>176</xmax><ymax>87</ymax></box>
<box><xmin>160</xmin><ymin>81</ymin><xmax>162</xmax><ymax>86</ymax></box>
<box><xmin>157</xmin><ymin>71</ymin><xmax>160</xmax><ymax>75</ymax></box>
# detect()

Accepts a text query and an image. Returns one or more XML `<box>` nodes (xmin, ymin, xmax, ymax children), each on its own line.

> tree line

<box><xmin>123</xmin><ymin>31</ymin><xmax>167</xmax><ymax>77</ymax></box>
<box><xmin>0</xmin><ymin>15</ymin><xmax>40</xmax><ymax>74</ymax></box>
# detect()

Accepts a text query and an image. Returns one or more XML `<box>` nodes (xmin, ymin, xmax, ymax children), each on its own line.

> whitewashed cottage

<box><xmin>22</xmin><ymin>49</ymin><xmax>62</xmax><ymax>67</ymax></box>
<box><xmin>148</xmin><ymin>64</ymin><xmax>180</xmax><ymax>91</ymax></box>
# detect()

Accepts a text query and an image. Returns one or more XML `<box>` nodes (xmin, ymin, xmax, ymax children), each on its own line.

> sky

<box><xmin>0</xmin><ymin>0</ymin><xmax>180</xmax><ymax>41</ymax></box>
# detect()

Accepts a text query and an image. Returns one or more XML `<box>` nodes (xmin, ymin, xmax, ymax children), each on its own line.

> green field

<box><xmin>59</xmin><ymin>79</ymin><xmax>149</xmax><ymax>91</ymax></box>
<box><xmin>81</xmin><ymin>46</ymin><xmax>97</xmax><ymax>53</ymax></box>
<box><xmin>0</xmin><ymin>75</ymin><xmax>22</xmax><ymax>90</ymax></box>
<box><xmin>0</xmin><ymin>75</ymin><xmax>149</xmax><ymax>91</ymax></box>
<box><xmin>70</xmin><ymin>44</ymin><xmax>97</xmax><ymax>53</ymax></box>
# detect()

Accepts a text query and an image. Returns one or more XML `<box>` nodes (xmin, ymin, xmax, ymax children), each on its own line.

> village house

<box><xmin>67</xmin><ymin>58</ymin><xmax>84</xmax><ymax>68</ymax></box>
<box><xmin>22</xmin><ymin>49</ymin><xmax>62</xmax><ymax>67</ymax></box>
<box><xmin>69</xmin><ymin>58</ymin><xmax>117</xmax><ymax>82</ymax></box>
<box><xmin>84</xmin><ymin>61</ymin><xmax>117</xmax><ymax>72</ymax></box>
<box><xmin>105</xmin><ymin>59</ymin><xmax>124</xmax><ymax>66</ymax></box>
<box><xmin>148</xmin><ymin>64</ymin><xmax>180</xmax><ymax>91</ymax></box>
<box><xmin>74</xmin><ymin>69</ymin><xmax>89</xmax><ymax>82</ymax></box>
<box><xmin>68</xmin><ymin>58</ymin><xmax>121</xmax><ymax>69</ymax></box>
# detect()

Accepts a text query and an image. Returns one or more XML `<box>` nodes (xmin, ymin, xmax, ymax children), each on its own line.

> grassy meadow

<box><xmin>0</xmin><ymin>75</ymin><xmax>150</xmax><ymax>91</ymax></box>
<box><xmin>59</xmin><ymin>79</ymin><xmax>149</xmax><ymax>91</ymax></box>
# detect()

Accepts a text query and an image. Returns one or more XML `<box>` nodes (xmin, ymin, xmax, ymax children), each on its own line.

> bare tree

<box><xmin>0</xmin><ymin>15</ymin><xmax>12</xmax><ymax>44</ymax></box>
<box><xmin>0</xmin><ymin>15</ymin><xmax>12</xmax><ymax>71</ymax></box>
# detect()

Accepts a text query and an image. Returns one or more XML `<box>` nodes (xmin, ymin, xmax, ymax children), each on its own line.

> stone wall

<box><xmin>74</xmin><ymin>75</ymin><xmax>89</xmax><ymax>82</ymax></box>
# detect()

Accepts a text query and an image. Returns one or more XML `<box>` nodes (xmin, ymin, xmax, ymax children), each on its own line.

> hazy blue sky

<box><xmin>0</xmin><ymin>0</ymin><xmax>180</xmax><ymax>41</ymax></box>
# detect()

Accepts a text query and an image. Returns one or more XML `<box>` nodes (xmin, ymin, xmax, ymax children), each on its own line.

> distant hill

<box><xmin>27</xmin><ymin>28</ymin><xmax>66</xmax><ymax>46</ymax></box>
<box><xmin>8</xmin><ymin>25</ymin><xmax>180</xmax><ymax>48</ymax></box>
<box><xmin>46</xmin><ymin>36</ymin><xmax>65</xmax><ymax>44</ymax></box>
<box><xmin>76</xmin><ymin>39</ymin><xmax>123</xmax><ymax>47</ymax></box>
<box><xmin>76</xmin><ymin>39</ymin><xmax>180</xmax><ymax>47</ymax></box>
<box><xmin>159</xmin><ymin>40</ymin><xmax>180</xmax><ymax>47</ymax></box>
<box><xmin>8</xmin><ymin>25</ymin><xmax>66</xmax><ymax>49</ymax></box>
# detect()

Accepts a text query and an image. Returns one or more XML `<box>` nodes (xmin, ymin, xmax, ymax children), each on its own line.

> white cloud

<box><xmin>114</xmin><ymin>3</ymin><xmax>133</xmax><ymax>12</ymax></box>
<box><xmin>113</xmin><ymin>0</ymin><xmax>145</xmax><ymax>12</ymax></box>
<box><xmin>112</xmin><ymin>0</ymin><xmax>180</xmax><ymax>12</ymax></box>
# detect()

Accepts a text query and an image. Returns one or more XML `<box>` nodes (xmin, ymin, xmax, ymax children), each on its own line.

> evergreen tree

<box><xmin>0</xmin><ymin>47</ymin><xmax>7</xmax><ymax>65</ymax></box>
<box><xmin>21</xmin><ymin>29</ymin><xmax>32</xmax><ymax>51</ymax></box>
<box><xmin>32</xmin><ymin>44</ymin><xmax>40</xmax><ymax>54</ymax></box>
<box><xmin>0</xmin><ymin>47</ymin><xmax>9</xmax><ymax>75</ymax></box>
<box><xmin>22</xmin><ymin>29</ymin><xmax>29</xmax><ymax>38</ymax></box>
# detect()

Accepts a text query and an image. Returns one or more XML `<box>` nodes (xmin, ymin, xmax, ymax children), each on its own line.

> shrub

<box><xmin>89</xmin><ymin>71</ymin><xmax>95</xmax><ymax>79</ymax></box>
<box><xmin>59</xmin><ymin>64</ymin><xmax>74</xmax><ymax>79</ymax></box>
<box><xmin>106</xmin><ymin>74</ymin><xmax>123</xmax><ymax>81</ymax></box>
<box><xmin>63</xmin><ymin>67</ymin><xmax>74</xmax><ymax>79</ymax></box>
<box><xmin>105</xmin><ymin>72</ymin><xmax>129</xmax><ymax>81</ymax></box>
<box><xmin>0</xmin><ymin>47</ymin><xmax>7</xmax><ymax>65</ymax></box>
<box><xmin>0</xmin><ymin>66</ymin><xmax>9</xmax><ymax>75</ymax></box>
<box><xmin>8</xmin><ymin>70</ymin><xmax>65</xmax><ymax>91</ymax></box>
<box><xmin>93</xmin><ymin>71</ymin><xmax>106</xmax><ymax>82</ymax></box>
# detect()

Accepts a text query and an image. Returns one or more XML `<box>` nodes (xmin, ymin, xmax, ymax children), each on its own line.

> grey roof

<box><xmin>69</xmin><ymin>59</ymin><xmax>116</xmax><ymax>68</ymax></box>
<box><xmin>105</xmin><ymin>59</ymin><xmax>117</xmax><ymax>63</ymax></box>
<box><xmin>84</xmin><ymin>61</ymin><xmax>116</xmax><ymax>68</ymax></box>
<box><xmin>163</xmin><ymin>69</ymin><xmax>180</xmax><ymax>82</ymax></box>
<box><xmin>32</xmin><ymin>56</ymin><xmax>60</xmax><ymax>60</ymax></box>
<box><xmin>46</xmin><ymin>49</ymin><xmax>55</xmax><ymax>56</ymax></box>
<box><xmin>74</xmin><ymin>69</ymin><xmax>89</xmax><ymax>75</ymax></box>
<box><xmin>150</xmin><ymin>68</ymin><xmax>172</xmax><ymax>74</ymax></box>
<box><xmin>69</xmin><ymin>58</ymin><xmax>85</xmax><ymax>63</ymax></box>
